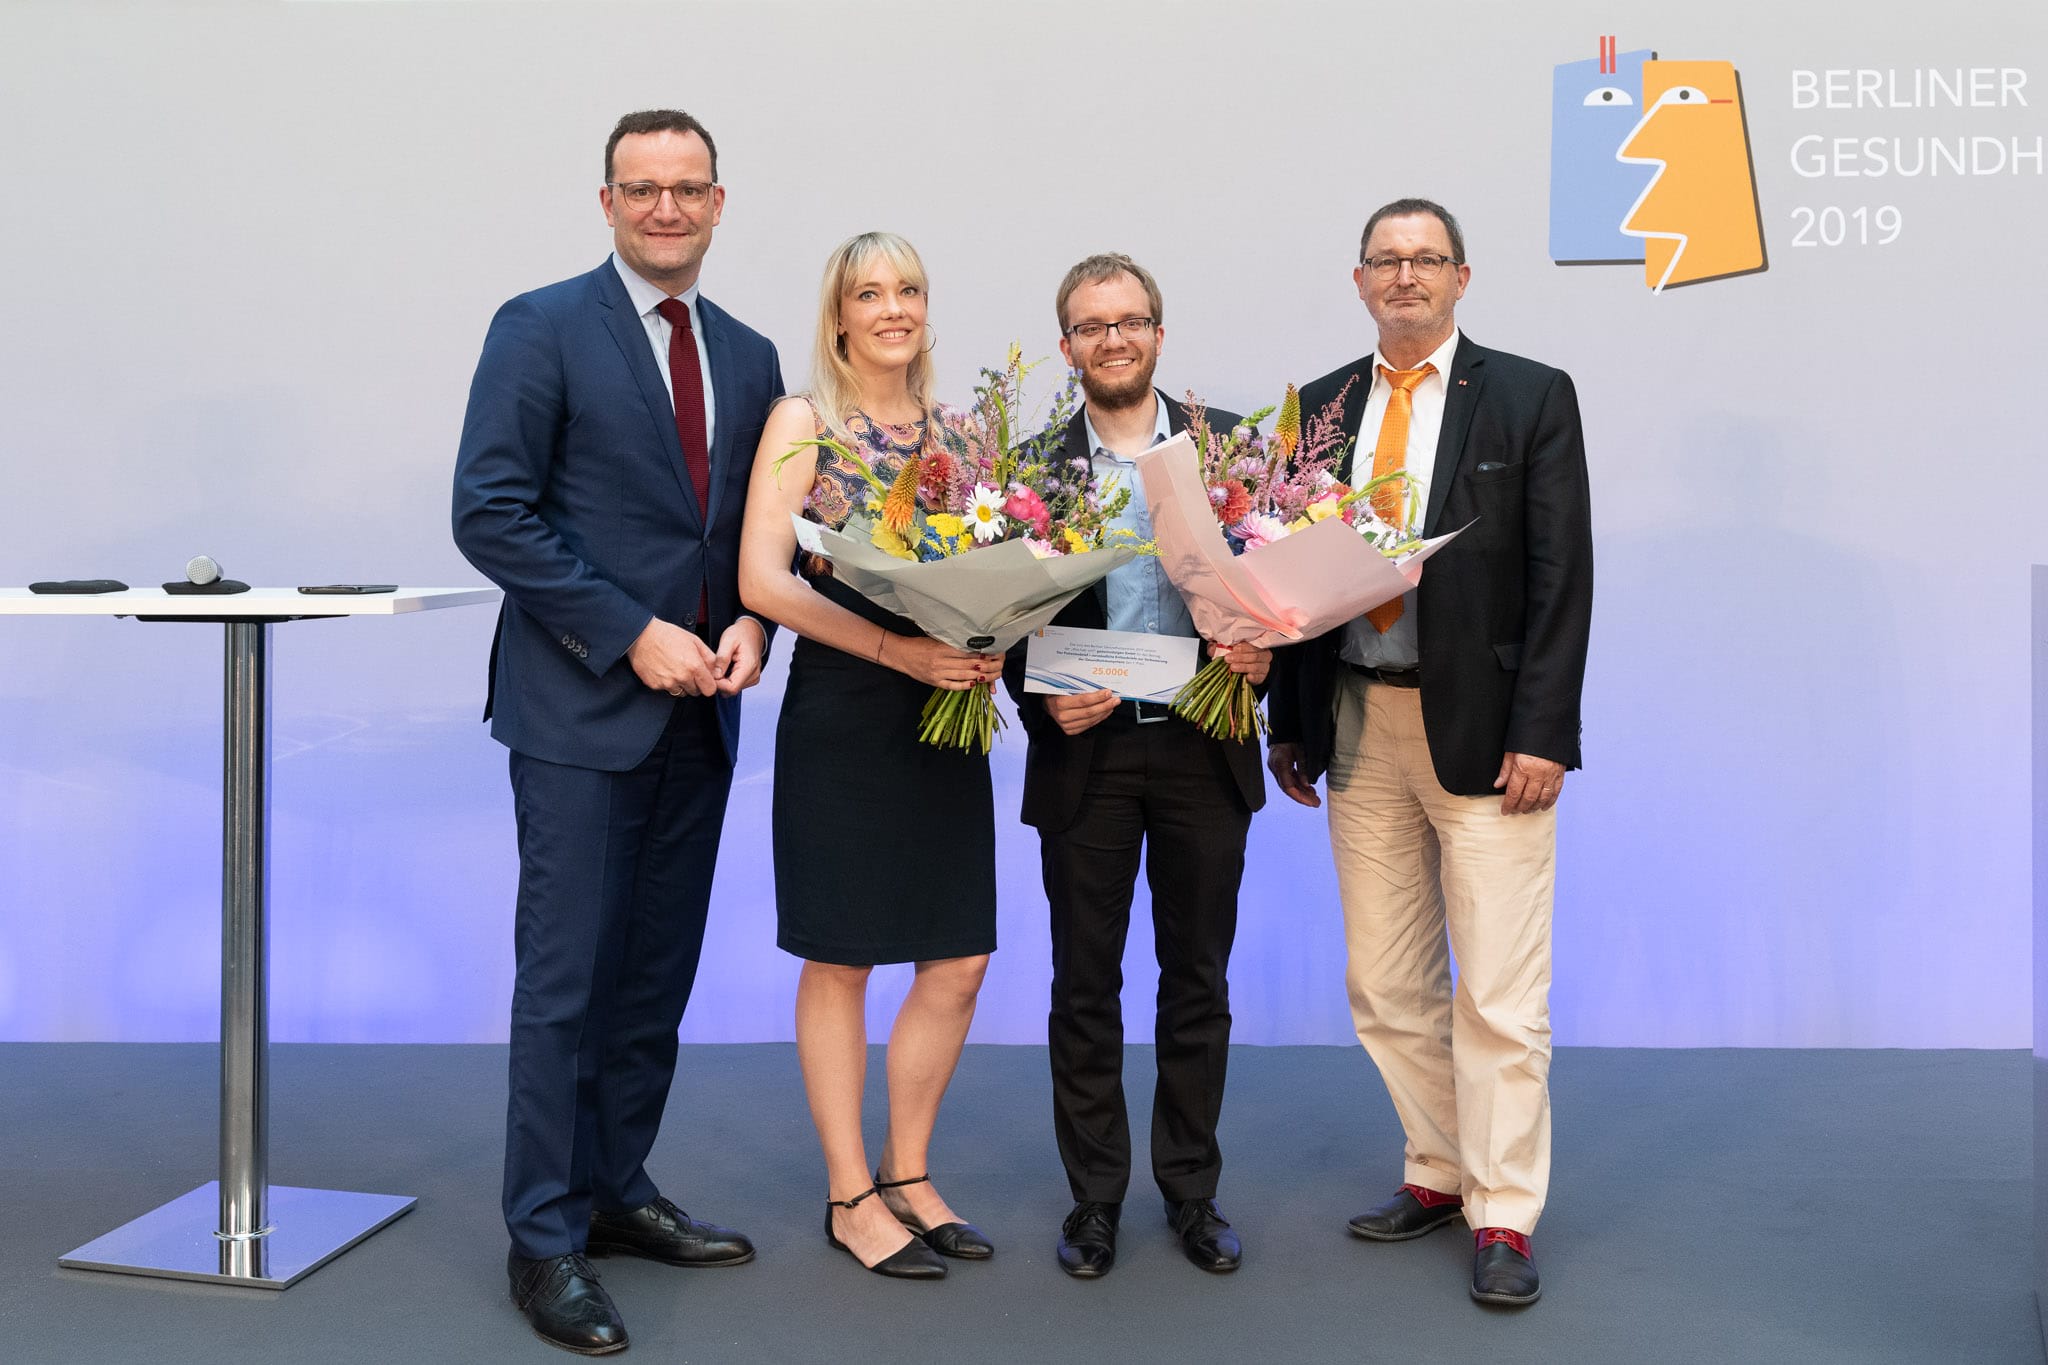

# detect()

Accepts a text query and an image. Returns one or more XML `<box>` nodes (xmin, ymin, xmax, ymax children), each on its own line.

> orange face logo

<box><xmin>1616</xmin><ymin>60</ymin><xmax>1766</xmax><ymax>290</ymax></box>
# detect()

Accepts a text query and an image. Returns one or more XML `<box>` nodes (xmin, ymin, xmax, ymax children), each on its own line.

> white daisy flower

<box><xmin>967</xmin><ymin>484</ymin><xmax>1008</xmax><ymax>543</ymax></box>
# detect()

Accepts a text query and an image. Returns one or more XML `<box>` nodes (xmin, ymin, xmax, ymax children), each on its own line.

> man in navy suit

<box><xmin>452</xmin><ymin>108</ymin><xmax>784</xmax><ymax>1356</ymax></box>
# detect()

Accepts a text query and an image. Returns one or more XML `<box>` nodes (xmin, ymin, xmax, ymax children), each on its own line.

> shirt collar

<box><xmin>1376</xmin><ymin>329</ymin><xmax>1460</xmax><ymax>384</ymax></box>
<box><xmin>611</xmin><ymin>252</ymin><xmax>701</xmax><ymax>324</ymax></box>
<box><xmin>1082</xmin><ymin>390</ymin><xmax>1171</xmax><ymax>462</ymax></box>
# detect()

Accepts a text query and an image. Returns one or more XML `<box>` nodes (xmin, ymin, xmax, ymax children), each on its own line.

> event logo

<box><xmin>1550</xmin><ymin>36</ymin><xmax>1767</xmax><ymax>291</ymax></box>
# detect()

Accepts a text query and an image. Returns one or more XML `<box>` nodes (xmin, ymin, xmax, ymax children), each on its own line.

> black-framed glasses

<box><xmin>1063</xmin><ymin>316</ymin><xmax>1156</xmax><ymax>342</ymax></box>
<box><xmin>1361</xmin><ymin>253</ymin><xmax>1460</xmax><ymax>281</ymax></box>
<box><xmin>607</xmin><ymin>180</ymin><xmax>717</xmax><ymax>212</ymax></box>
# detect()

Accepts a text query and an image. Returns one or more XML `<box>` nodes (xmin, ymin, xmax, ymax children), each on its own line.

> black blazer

<box><xmin>1266</xmin><ymin>334</ymin><xmax>1593</xmax><ymax>797</ymax></box>
<box><xmin>1003</xmin><ymin>392</ymin><xmax>1265</xmax><ymax>831</ymax></box>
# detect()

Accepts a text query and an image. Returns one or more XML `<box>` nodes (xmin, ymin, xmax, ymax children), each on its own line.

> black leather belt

<box><xmin>1114</xmin><ymin>699</ymin><xmax>1175</xmax><ymax>724</ymax></box>
<box><xmin>1348</xmin><ymin>663</ymin><xmax>1421</xmax><ymax>688</ymax></box>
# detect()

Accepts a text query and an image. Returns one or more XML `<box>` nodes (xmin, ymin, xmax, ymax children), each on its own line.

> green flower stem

<box><xmin>1170</xmin><ymin>657</ymin><xmax>1266</xmax><ymax>743</ymax></box>
<box><xmin>919</xmin><ymin>680</ymin><xmax>1006</xmax><ymax>753</ymax></box>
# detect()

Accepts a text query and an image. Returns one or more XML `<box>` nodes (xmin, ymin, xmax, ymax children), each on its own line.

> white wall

<box><xmin>2</xmin><ymin>0</ymin><xmax>2043</xmax><ymax>1045</ymax></box>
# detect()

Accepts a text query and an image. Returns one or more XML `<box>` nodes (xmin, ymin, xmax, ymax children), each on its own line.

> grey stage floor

<box><xmin>0</xmin><ymin>1044</ymin><xmax>2036</xmax><ymax>1364</ymax></box>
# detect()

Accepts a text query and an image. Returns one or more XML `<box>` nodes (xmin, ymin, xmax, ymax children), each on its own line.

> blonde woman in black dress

<box><xmin>738</xmin><ymin>232</ymin><xmax>1001</xmax><ymax>1279</ymax></box>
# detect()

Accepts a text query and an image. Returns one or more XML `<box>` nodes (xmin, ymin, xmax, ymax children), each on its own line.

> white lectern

<box><xmin>1</xmin><ymin>587</ymin><xmax>499</xmax><ymax>1287</ymax></box>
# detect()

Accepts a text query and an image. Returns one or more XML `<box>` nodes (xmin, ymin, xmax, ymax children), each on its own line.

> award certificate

<box><xmin>1023</xmin><ymin>626</ymin><xmax>1200</xmax><ymax>703</ymax></box>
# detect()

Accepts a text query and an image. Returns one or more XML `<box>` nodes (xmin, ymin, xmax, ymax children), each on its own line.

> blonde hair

<box><xmin>809</xmin><ymin>232</ymin><xmax>935</xmax><ymax>440</ymax></box>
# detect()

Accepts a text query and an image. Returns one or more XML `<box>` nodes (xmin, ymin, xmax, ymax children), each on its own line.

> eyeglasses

<box><xmin>607</xmin><ymin>180</ymin><xmax>716</xmax><ymax>212</ymax></box>
<box><xmin>1361</xmin><ymin>253</ymin><xmax>1460</xmax><ymax>281</ymax></box>
<box><xmin>1063</xmin><ymin>316</ymin><xmax>1156</xmax><ymax>342</ymax></box>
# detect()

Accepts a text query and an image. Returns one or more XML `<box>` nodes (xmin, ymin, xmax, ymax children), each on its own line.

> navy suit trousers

<box><xmin>502</xmin><ymin>695</ymin><xmax>732</xmax><ymax>1258</ymax></box>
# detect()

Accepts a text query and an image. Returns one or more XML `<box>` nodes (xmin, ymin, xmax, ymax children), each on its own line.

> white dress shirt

<box><xmin>1340</xmin><ymin>328</ymin><xmax>1461</xmax><ymax>670</ymax></box>
<box><xmin>611</xmin><ymin>253</ymin><xmax>716</xmax><ymax>449</ymax></box>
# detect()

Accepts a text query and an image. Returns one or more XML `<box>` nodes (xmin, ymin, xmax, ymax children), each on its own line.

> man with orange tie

<box><xmin>1266</xmin><ymin>198</ymin><xmax>1593</xmax><ymax>1307</ymax></box>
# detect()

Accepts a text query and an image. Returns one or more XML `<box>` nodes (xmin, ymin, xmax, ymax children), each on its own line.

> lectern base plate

<box><xmin>57</xmin><ymin>1182</ymin><xmax>416</xmax><ymax>1288</ymax></box>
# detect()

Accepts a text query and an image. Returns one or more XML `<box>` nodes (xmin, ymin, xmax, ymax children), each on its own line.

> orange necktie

<box><xmin>1364</xmin><ymin>363</ymin><xmax>1435</xmax><ymax>632</ymax></box>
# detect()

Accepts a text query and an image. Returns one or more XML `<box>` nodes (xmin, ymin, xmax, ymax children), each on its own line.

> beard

<box><xmin>1078</xmin><ymin>351</ymin><xmax>1158</xmax><ymax>411</ymax></box>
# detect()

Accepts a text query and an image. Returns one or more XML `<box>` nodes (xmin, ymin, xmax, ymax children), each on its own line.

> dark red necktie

<box><xmin>654</xmin><ymin>298</ymin><xmax>712</xmax><ymax>623</ymax></box>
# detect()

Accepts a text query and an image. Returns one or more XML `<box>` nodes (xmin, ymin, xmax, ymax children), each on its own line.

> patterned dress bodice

<box><xmin>803</xmin><ymin>405</ymin><xmax>928</xmax><ymax>532</ymax></box>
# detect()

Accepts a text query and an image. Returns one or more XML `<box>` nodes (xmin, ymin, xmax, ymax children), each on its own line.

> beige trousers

<box><xmin>1325</xmin><ymin>675</ymin><xmax>1554</xmax><ymax>1234</ymax></box>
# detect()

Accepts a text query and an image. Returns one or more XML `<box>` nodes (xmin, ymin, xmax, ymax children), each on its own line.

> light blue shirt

<box><xmin>611</xmin><ymin>253</ymin><xmax>716</xmax><ymax>449</ymax></box>
<box><xmin>1086</xmin><ymin>396</ymin><xmax>1196</xmax><ymax>639</ymax></box>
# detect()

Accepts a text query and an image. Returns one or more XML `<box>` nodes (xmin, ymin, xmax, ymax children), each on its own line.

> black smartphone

<box><xmin>296</xmin><ymin>584</ymin><xmax>399</xmax><ymax>595</ymax></box>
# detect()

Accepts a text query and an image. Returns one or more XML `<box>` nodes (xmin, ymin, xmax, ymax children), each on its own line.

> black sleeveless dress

<box><xmin>772</xmin><ymin>411</ymin><xmax>997</xmax><ymax>966</ymax></box>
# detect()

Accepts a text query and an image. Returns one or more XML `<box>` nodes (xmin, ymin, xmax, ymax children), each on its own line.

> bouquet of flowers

<box><xmin>784</xmin><ymin>347</ymin><xmax>1143</xmax><ymax>751</ymax></box>
<box><xmin>1137</xmin><ymin>382</ymin><xmax>1462</xmax><ymax>741</ymax></box>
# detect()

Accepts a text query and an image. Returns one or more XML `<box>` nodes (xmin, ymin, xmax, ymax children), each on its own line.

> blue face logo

<box><xmin>1550</xmin><ymin>39</ymin><xmax>1656</xmax><ymax>264</ymax></box>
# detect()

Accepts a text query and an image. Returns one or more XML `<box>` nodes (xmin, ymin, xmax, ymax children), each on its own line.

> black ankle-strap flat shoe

<box><xmin>825</xmin><ymin>1185</ymin><xmax>947</xmax><ymax>1279</ymax></box>
<box><xmin>875</xmin><ymin>1171</ymin><xmax>995</xmax><ymax>1259</ymax></box>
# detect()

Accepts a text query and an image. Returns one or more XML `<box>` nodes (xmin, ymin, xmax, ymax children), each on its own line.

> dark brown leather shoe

<box><xmin>508</xmin><ymin>1250</ymin><xmax>627</xmax><ymax>1356</ymax></box>
<box><xmin>1165</xmin><ymin>1197</ymin><xmax>1241</xmax><ymax>1273</ymax></box>
<box><xmin>1347</xmin><ymin>1186</ymin><xmax>1466</xmax><ymax>1242</ymax></box>
<box><xmin>1470</xmin><ymin>1228</ymin><xmax>1541</xmax><ymax>1306</ymax></box>
<box><xmin>588</xmin><ymin>1194</ymin><xmax>754</xmax><ymax>1267</ymax></box>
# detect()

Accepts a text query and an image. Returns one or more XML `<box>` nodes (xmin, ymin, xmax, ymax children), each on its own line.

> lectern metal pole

<box><xmin>219</xmin><ymin>621</ymin><xmax>271</xmax><ymax>1242</ymax></box>
<box><xmin>55</xmin><ymin>612</ymin><xmax>415</xmax><ymax>1288</ymax></box>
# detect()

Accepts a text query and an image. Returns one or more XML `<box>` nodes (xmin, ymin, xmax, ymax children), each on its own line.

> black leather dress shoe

<box><xmin>1164</xmin><ymin>1197</ymin><xmax>1241</xmax><ymax>1273</ymax></box>
<box><xmin>1470</xmin><ymin>1231</ymin><xmax>1541</xmax><ymax>1306</ymax></box>
<box><xmin>508</xmin><ymin>1250</ymin><xmax>627</xmax><ymax>1356</ymax></box>
<box><xmin>588</xmin><ymin>1194</ymin><xmax>754</xmax><ymax>1267</ymax></box>
<box><xmin>1056</xmin><ymin>1201</ymin><xmax>1119</xmax><ymax>1278</ymax></box>
<box><xmin>1347</xmin><ymin>1187</ymin><xmax>1466</xmax><ymax>1242</ymax></box>
<box><xmin>875</xmin><ymin>1171</ymin><xmax>994</xmax><ymax>1259</ymax></box>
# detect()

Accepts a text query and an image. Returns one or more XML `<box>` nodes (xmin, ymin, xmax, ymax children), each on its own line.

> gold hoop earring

<box><xmin>922</xmin><ymin>326</ymin><xmax>937</xmax><ymax>354</ymax></box>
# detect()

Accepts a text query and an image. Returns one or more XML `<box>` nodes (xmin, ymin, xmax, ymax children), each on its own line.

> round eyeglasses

<box><xmin>607</xmin><ymin>180</ymin><xmax>716</xmax><ymax>212</ymax></box>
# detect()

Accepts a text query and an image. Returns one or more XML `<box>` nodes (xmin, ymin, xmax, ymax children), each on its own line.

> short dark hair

<box><xmin>604</xmin><ymin>109</ymin><xmax>719</xmax><ymax>183</ymax></box>
<box><xmin>1359</xmin><ymin>197</ymin><xmax>1465</xmax><ymax>265</ymax></box>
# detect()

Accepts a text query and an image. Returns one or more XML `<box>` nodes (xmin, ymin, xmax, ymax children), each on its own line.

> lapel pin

<box><xmin>1457</xmin><ymin>379</ymin><xmax>1468</xmax><ymax>386</ymax></box>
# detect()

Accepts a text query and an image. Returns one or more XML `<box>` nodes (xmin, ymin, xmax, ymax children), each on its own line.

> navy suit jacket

<box><xmin>452</xmin><ymin>260</ymin><xmax>785</xmax><ymax>772</ymax></box>
<box><xmin>1267</xmin><ymin>335</ymin><xmax>1593</xmax><ymax>796</ymax></box>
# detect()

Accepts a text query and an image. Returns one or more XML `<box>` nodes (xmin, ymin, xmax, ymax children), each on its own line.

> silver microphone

<box><xmin>186</xmin><ymin>554</ymin><xmax>222</xmax><ymax>585</ymax></box>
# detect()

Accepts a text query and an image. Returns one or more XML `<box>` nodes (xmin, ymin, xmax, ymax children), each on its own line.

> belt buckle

<box><xmin>1132</xmin><ymin>699</ymin><xmax>1171</xmax><ymax>724</ymax></box>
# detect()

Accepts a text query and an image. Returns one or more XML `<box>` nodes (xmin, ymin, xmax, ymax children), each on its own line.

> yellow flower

<box><xmin>870</xmin><ymin>519</ymin><xmax>917</xmax><ymax>561</ymax></box>
<box><xmin>1305</xmin><ymin>497</ymin><xmax>1341</xmax><ymax>523</ymax></box>
<box><xmin>1062</xmin><ymin>527</ymin><xmax>1088</xmax><ymax>554</ymax></box>
<box><xmin>929</xmin><ymin>513</ymin><xmax>965</xmax><ymax>538</ymax></box>
<box><xmin>882</xmin><ymin>458</ymin><xmax>920</xmax><ymax>532</ymax></box>
<box><xmin>1286</xmin><ymin>516</ymin><xmax>1311</xmax><ymax>533</ymax></box>
<box><xmin>1274</xmin><ymin>383</ymin><xmax>1302</xmax><ymax>459</ymax></box>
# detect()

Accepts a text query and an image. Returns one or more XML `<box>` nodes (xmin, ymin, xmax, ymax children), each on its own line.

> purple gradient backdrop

<box><xmin>3</xmin><ymin>1</ymin><xmax>2042</xmax><ymax>1047</ymax></box>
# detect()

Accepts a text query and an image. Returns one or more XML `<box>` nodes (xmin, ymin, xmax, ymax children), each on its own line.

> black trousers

<box><xmin>1040</xmin><ymin>717</ymin><xmax>1252</xmax><ymax>1204</ymax></box>
<box><xmin>502</xmin><ymin>696</ymin><xmax>732</xmax><ymax>1258</ymax></box>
